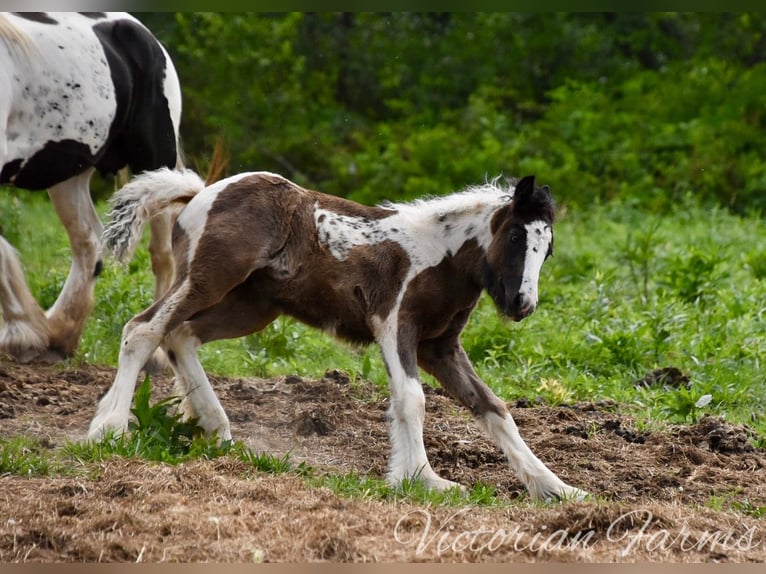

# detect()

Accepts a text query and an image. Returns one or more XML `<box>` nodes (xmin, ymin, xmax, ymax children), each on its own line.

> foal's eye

<box><xmin>509</xmin><ymin>233</ymin><xmax>520</xmax><ymax>243</ymax></box>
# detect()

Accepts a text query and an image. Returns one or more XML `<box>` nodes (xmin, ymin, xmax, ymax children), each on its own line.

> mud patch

<box><xmin>0</xmin><ymin>359</ymin><xmax>764</xmax><ymax>562</ymax></box>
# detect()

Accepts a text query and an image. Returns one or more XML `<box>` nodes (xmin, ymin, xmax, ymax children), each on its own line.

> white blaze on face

<box><xmin>519</xmin><ymin>220</ymin><xmax>552</xmax><ymax>307</ymax></box>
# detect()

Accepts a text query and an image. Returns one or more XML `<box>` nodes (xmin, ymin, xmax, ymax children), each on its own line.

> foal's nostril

<box><xmin>515</xmin><ymin>293</ymin><xmax>536</xmax><ymax>317</ymax></box>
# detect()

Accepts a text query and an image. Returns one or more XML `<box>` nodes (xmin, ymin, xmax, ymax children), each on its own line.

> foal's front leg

<box><xmin>374</xmin><ymin>317</ymin><xmax>461</xmax><ymax>491</ymax></box>
<box><xmin>418</xmin><ymin>337</ymin><xmax>588</xmax><ymax>501</ymax></box>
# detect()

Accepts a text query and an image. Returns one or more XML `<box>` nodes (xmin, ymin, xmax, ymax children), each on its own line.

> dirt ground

<box><xmin>0</xmin><ymin>360</ymin><xmax>764</xmax><ymax>562</ymax></box>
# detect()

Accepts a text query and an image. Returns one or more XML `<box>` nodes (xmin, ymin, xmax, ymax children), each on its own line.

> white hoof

<box><xmin>389</xmin><ymin>467</ymin><xmax>465</xmax><ymax>492</ymax></box>
<box><xmin>87</xmin><ymin>414</ymin><xmax>129</xmax><ymax>442</ymax></box>
<box><xmin>534</xmin><ymin>482</ymin><xmax>590</xmax><ymax>502</ymax></box>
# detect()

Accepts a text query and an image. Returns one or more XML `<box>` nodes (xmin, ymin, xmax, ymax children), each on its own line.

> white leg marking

<box><xmin>165</xmin><ymin>324</ymin><xmax>231</xmax><ymax>440</ymax></box>
<box><xmin>142</xmin><ymin>210</ymin><xmax>180</xmax><ymax>375</ymax></box>
<box><xmin>87</xmin><ymin>281</ymin><xmax>191</xmax><ymax>440</ymax></box>
<box><xmin>479</xmin><ymin>411</ymin><xmax>588</xmax><ymax>501</ymax></box>
<box><xmin>375</xmin><ymin>316</ymin><xmax>460</xmax><ymax>491</ymax></box>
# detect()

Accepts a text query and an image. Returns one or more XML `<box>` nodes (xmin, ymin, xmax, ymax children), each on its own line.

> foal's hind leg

<box><xmin>45</xmin><ymin>169</ymin><xmax>103</xmax><ymax>359</ymax></box>
<box><xmin>164</xmin><ymin>284</ymin><xmax>280</xmax><ymax>439</ymax></box>
<box><xmin>0</xmin><ymin>236</ymin><xmax>50</xmax><ymax>362</ymax></box>
<box><xmin>418</xmin><ymin>337</ymin><xmax>588</xmax><ymax>501</ymax></box>
<box><xmin>142</xmin><ymin>210</ymin><xmax>180</xmax><ymax>375</ymax></box>
<box><xmin>88</xmin><ymin>249</ymin><xmax>273</xmax><ymax>440</ymax></box>
<box><xmin>164</xmin><ymin>323</ymin><xmax>232</xmax><ymax>440</ymax></box>
<box><xmin>87</xmin><ymin>278</ymin><xmax>199</xmax><ymax>440</ymax></box>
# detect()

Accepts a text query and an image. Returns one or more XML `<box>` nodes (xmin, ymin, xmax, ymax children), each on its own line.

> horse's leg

<box><xmin>0</xmin><ymin>93</ymin><xmax>51</xmax><ymax>362</ymax></box>
<box><xmin>164</xmin><ymin>284</ymin><xmax>280</xmax><ymax>437</ymax></box>
<box><xmin>418</xmin><ymin>337</ymin><xmax>587</xmax><ymax>501</ymax></box>
<box><xmin>45</xmin><ymin>169</ymin><xmax>102</xmax><ymax>359</ymax></box>
<box><xmin>163</xmin><ymin>323</ymin><xmax>231</xmax><ymax>440</ymax></box>
<box><xmin>86</xmin><ymin>280</ymin><xmax>193</xmax><ymax>440</ymax></box>
<box><xmin>148</xmin><ymin>210</ymin><xmax>178</xmax><ymax>301</ymax></box>
<box><xmin>142</xmin><ymin>209</ymin><xmax>180</xmax><ymax>374</ymax></box>
<box><xmin>88</xmin><ymin>245</ymin><xmax>273</xmax><ymax>440</ymax></box>
<box><xmin>0</xmin><ymin>235</ymin><xmax>50</xmax><ymax>362</ymax></box>
<box><xmin>374</xmin><ymin>316</ymin><xmax>461</xmax><ymax>491</ymax></box>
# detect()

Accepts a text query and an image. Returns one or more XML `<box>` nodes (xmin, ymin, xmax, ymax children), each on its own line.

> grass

<box><xmin>2</xmin><ymin>185</ymin><xmax>765</xmax><ymax>440</ymax></box>
<box><xmin>0</xmin><ymin>436</ymin><xmax>55</xmax><ymax>477</ymax></box>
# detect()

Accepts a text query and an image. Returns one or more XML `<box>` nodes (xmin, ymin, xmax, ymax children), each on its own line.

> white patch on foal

<box><xmin>313</xmin><ymin>185</ymin><xmax>508</xmax><ymax>271</ymax></box>
<box><xmin>176</xmin><ymin>171</ymin><xmax>284</xmax><ymax>263</ymax></box>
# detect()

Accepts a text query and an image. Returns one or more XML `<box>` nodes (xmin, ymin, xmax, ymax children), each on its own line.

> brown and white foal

<box><xmin>88</xmin><ymin>168</ymin><xmax>586</xmax><ymax>501</ymax></box>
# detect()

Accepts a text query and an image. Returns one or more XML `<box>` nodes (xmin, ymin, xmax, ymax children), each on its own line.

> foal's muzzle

<box><xmin>506</xmin><ymin>293</ymin><xmax>536</xmax><ymax>322</ymax></box>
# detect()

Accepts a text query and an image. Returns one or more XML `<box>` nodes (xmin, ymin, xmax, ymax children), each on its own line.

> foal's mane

<box><xmin>380</xmin><ymin>177</ymin><xmax>513</xmax><ymax>222</ymax></box>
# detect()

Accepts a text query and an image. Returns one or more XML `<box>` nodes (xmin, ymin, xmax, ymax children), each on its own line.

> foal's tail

<box><xmin>103</xmin><ymin>168</ymin><xmax>206</xmax><ymax>263</ymax></box>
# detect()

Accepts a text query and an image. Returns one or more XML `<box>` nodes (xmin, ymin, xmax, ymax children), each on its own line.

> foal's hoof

<box><xmin>544</xmin><ymin>485</ymin><xmax>590</xmax><ymax>503</ymax></box>
<box><xmin>86</xmin><ymin>417</ymin><xmax>129</xmax><ymax>442</ymax></box>
<box><xmin>423</xmin><ymin>475</ymin><xmax>466</xmax><ymax>493</ymax></box>
<box><xmin>390</xmin><ymin>472</ymin><xmax>466</xmax><ymax>493</ymax></box>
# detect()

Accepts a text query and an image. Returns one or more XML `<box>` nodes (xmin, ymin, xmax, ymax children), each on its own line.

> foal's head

<box><xmin>484</xmin><ymin>175</ymin><xmax>555</xmax><ymax>322</ymax></box>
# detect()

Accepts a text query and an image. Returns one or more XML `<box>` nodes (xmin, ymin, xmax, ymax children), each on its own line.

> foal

<box><xmin>88</xmin><ymin>168</ymin><xmax>586</xmax><ymax>501</ymax></box>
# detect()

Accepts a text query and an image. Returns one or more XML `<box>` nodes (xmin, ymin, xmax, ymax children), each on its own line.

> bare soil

<box><xmin>0</xmin><ymin>360</ymin><xmax>764</xmax><ymax>562</ymax></box>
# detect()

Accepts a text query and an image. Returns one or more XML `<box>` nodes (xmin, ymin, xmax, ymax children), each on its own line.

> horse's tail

<box><xmin>204</xmin><ymin>136</ymin><xmax>230</xmax><ymax>186</ymax></box>
<box><xmin>103</xmin><ymin>167</ymin><xmax>206</xmax><ymax>263</ymax></box>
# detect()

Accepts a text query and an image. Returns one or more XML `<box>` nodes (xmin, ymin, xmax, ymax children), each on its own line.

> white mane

<box><xmin>382</xmin><ymin>177</ymin><xmax>514</xmax><ymax>221</ymax></box>
<box><xmin>0</xmin><ymin>13</ymin><xmax>36</xmax><ymax>59</ymax></box>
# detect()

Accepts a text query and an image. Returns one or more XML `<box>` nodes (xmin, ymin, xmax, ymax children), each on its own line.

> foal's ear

<box><xmin>514</xmin><ymin>175</ymin><xmax>536</xmax><ymax>201</ymax></box>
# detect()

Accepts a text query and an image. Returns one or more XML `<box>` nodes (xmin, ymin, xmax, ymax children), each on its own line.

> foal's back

<box><xmin>176</xmin><ymin>173</ymin><xmax>410</xmax><ymax>344</ymax></box>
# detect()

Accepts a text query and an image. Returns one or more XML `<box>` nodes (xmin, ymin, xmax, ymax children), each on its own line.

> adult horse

<box><xmin>88</xmin><ymin>167</ymin><xmax>587</xmax><ymax>501</ymax></box>
<box><xmin>0</xmin><ymin>12</ymin><xmax>183</xmax><ymax>363</ymax></box>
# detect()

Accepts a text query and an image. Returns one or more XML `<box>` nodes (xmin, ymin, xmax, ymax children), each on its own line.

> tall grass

<box><xmin>1</xmin><ymin>186</ymin><xmax>764</xmax><ymax>437</ymax></box>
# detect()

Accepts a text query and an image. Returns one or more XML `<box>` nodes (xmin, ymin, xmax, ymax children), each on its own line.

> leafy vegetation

<box><xmin>133</xmin><ymin>13</ymin><xmax>766</xmax><ymax>213</ymax></box>
<box><xmin>0</xmin><ymin>437</ymin><xmax>54</xmax><ymax>477</ymax></box>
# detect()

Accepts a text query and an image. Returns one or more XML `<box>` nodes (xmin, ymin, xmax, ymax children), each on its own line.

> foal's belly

<box><xmin>281</xmin><ymin>290</ymin><xmax>376</xmax><ymax>346</ymax></box>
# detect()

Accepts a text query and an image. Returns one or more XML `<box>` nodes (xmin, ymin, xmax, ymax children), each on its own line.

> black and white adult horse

<box><xmin>88</xmin><ymin>168</ymin><xmax>587</xmax><ymax>501</ymax></box>
<box><xmin>0</xmin><ymin>12</ymin><xmax>183</xmax><ymax>363</ymax></box>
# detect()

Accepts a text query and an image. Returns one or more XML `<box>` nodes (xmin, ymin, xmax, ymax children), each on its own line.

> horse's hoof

<box><xmin>87</xmin><ymin>418</ymin><xmax>129</xmax><ymax>442</ymax></box>
<box><xmin>1</xmin><ymin>346</ymin><xmax>66</xmax><ymax>365</ymax></box>
<box><xmin>29</xmin><ymin>348</ymin><xmax>68</xmax><ymax>365</ymax></box>
<box><xmin>544</xmin><ymin>485</ymin><xmax>590</xmax><ymax>503</ymax></box>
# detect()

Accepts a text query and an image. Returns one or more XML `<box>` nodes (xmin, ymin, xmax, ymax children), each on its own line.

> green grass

<box><xmin>1</xmin><ymin>186</ymin><xmax>765</xmax><ymax>442</ymax></box>
<box><xmin>0</xmin><ymin>436</ymin><xmax>55</xmax><ymax>477</ymax></box>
